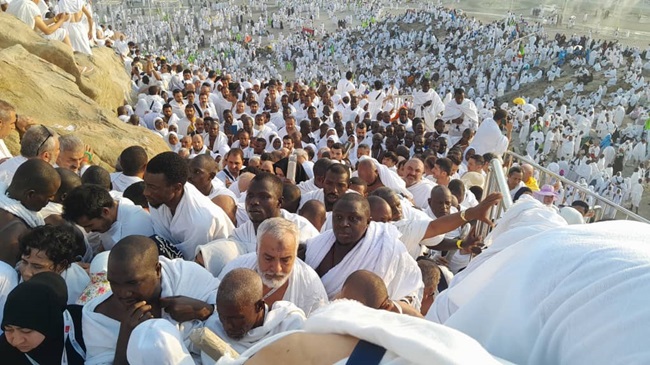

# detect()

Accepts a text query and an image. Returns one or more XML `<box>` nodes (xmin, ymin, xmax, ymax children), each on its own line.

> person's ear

<box><xmin>155</xmin><ymin>262</ymin><xmax>162</xmax><ymax>278</ymax></box>
<box><xmin>378</xmin><ymin>298</ymin><xmax>392</xmax><ymax>311</ymax></box>
<box><xmin>255</xmin><ymin>300</ymin><xmax>265</xmax><ymax>312</ymax></box>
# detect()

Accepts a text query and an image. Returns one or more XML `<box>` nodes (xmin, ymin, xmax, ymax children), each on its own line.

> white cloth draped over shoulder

<box><xmin>412</xmin><ymin>89</ymin><xmax>445</xmax><ymax>132</ymax></box>
<box><xmin>110</xmin><ymin>172</ymin><xmax>143</xmax><ymax>192</ymax></box>
<box><xmin>213</xmin><ymin>300</ymin><xmax>507</xmax><ymax>365</ymax></box>
<box><xmin>305</xmin><ymin>222</ymin><xmax>423</xmax><ymax>307</ymax></box>
<box><xmin>407</xmin><ymin>179</ymin><xmax>436</xmax><ymax>209</ymax></box>
<box><xmin>429</xmin><ymin>220</ymin><xmax>650</xmax><ymax>365</ymax></box>
<box><xmin>359</xmin><ymin>156</ymin><xmax>413</xmax><ymax>199</ymax></box>
<box><xmin>196</xmin><ymin>239</ymin><xmax>246</xmax><ymax>277</ymax></box>
<box><xmin>83</xmin><ymin>256</ymin><xmax>220</xmax><ymax>365</ymax></box>
<box><xmin>393</xmin><ymin>219</ymin><xmax>443</xmax><ymax>259</ymax></box>
<box><xmin>60</xmin><ymin>263</ymin><xmax>90</xmax><ymax>305</ymax></box>
<box><xmin>203</xmin><ymin>301</ymin><xmax>306</xmax><ymax>356</ymax></box>
<box><xmin>98</xmin><ymin>202</ymin><xmax>154</xmax><ymax>251</ymax></box>
<box><xmin>469</xmin><ymin>118</ymin><xmax>509</xmax><ymax>157</ymax></box>
<box><xmin>229</xmin><ymin>210</ymin><xmax>319</xmax><ymax>253</ymax></box>
<box><xmin>429</xmin><ymin>196</ymin><xmax>567</xmax><ymax>324</ymax></box>
<box><xmin>0</xmin><ymin>182</ymin><xmax>44</xmax><ymax>227</ymax></box>
<box><xmin>150</xmin><ymin>183</ymin><xmax>234</xmax><ymax>259</ymax></box>
<box><xmin>442</xmin><ymin>99</ymin><xmax>479</xmax><ymax>143</ymax></box>
<box><xmin>219</xmin><ymin>253</ymin><xmax>328</xmax><ymax>316</ymax></box>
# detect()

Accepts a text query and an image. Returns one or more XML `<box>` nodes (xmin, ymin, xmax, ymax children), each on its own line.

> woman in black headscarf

<box><xmin>0</xmin><ymin>272</ymin><xmax>85</xmax><ymax>365</ymax></box>
<box><xmin>274</xmin><ymin>156</ymin><xmax>309</xmax><ymax>184</ymax></box>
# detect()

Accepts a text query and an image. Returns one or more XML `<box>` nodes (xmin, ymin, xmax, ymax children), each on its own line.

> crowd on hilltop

<box><xmin>1</xmin><ymin>0</ymin><xmax>650</xmax><ymax>364</ymax></box>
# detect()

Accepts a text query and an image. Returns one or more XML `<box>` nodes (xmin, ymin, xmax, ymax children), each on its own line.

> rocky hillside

<box><xmin>0</xmin><ymin>12</ymin><xmax>169</xmax><ymax>170</ymax></box>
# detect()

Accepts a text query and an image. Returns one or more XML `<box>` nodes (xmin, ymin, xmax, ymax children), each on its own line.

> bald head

<box><xmin>107</xmin><ymin>235</ymin><xmax>162</xmax><ymax>307</ymax></box>
<box><xmin>357</xmin><ymin>159</ymin><xmax>378</xmax><ymax>187</ymax></box>
<box><xmin>368</xmin><ymin>195</ymin><xmax>392</xmax><ymax>223</ymax></box>
<box><xmin>109</xmin><ymin>235</ymin><xmax>159</xmax><ymax>269</ymax></box>
<box><xmin>8</xmin><ymin>159</ymin><xmax>61</xmax><ymax>211</ymax></box>
<box><xmin>404</xmin><ymin>158</ymin><xmax>424</xmax><ymax>187</ymax></box>
<box><xmin>190</xmin><ymin>154</ymin><xmax>218</xmax><ymax>174</ymax></box>
<box><xmin>299</xmin><ymin>199</ymin><xmax>326</xmax><ymax>231</ymax></box>
<box><xmin>332</xmin><ymin>193</ymin><xmax>370</xmax><ymax>220</ymax></box>
<box><xmin>428</xmin><ymin>185</ymin><xmax>453</xmax><ymax>218</ymax></box>
<box><xmin>339</xmin><ymin>270</ymin><xmax>388</xmax><ymax>309</ymax></box>
<box><xmin>218</xmin><ymin>268</ymin><xmax>263</xmax><ymax>307</ymax></box>
<box><xmin>369</xmin><ymin>187</ymin><xmax>401</xmax><ymax>221</ymax></box>
<box><xmin>217</xmin><ymin>268</ymin><xmax>265</xmax><ymax>339</ymax></box>
<box><xmin>54</xmin><ymin>167</ymin><xmax>82</xmax><ymax>203</ymax></box>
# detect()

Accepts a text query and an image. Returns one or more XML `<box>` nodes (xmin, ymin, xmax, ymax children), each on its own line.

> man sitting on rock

<box><xmin>6</xmin><ymin>0</ymin><xmax>72</xmax><ymax>47</ymax></box>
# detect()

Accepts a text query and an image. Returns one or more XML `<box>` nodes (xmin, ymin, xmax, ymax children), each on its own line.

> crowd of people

<box><xmin>1</xmin><ymin>0</ymin><xmax>650</xmax><ymax>363</ymax></box>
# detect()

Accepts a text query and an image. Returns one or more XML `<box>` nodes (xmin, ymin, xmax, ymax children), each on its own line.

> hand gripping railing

<box><xmin>476</xmin><ymin>158</ymin><xmax>514</xmax><ymax>238</ymax></box>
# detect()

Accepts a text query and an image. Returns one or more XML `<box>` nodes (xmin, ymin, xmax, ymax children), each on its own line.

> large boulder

<box><xmin>0</xmin><ymin>44</ymin><xmax>168</xmax><ymax>170</ymax></box>
<box><xmin>0</xmin><ymin>12</ymin><xmax>130</xmax><ymax>111</ymax></box>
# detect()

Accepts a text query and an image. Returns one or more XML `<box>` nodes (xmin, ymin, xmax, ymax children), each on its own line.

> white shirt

<box><xmin>7</xmin><ymin>0</ymin><xmax>40</xmax><ymax>30</ymax></box>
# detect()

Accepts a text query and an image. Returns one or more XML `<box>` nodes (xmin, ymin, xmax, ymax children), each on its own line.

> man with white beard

<box><xmin>220</xmin><ymin>217</ymin><xmax>328</xmax><ymax>316</ymax></box>
<box><xmin>442</xmin><ymin>88</ymin><xmax>479</xmax><ymax>144</ymax></box>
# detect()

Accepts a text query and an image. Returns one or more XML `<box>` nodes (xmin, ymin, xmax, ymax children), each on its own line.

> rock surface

<box><xmin>0</xmin><ymin>13</ymin><xmax>168</xmax><ymax>170</ymax></box>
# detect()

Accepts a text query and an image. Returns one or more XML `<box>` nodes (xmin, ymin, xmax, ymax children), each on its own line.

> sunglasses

<box><xmin>36</xmin><ymin>125</ymin><xmax>52</xmax><ymax>154</ymax></box>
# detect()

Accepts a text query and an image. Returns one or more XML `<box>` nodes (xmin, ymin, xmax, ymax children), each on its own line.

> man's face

<box><xmin>208</xmin><ymin>124</ymin><xmax>219</xmax><ymax>137</ymax></box>
<box><xmin>284</xmin><ymin>118</ymin><xmax>296</xmax><ymax>133</ymax></box>
<box><xmin>184</xmin><ymin>107</ymin><xmax>195</xmax><ymax>120</ymax></box>
<box><xmin>467</xmin><ymin>158</ymin><xmax>482</xmax><ymax>172</ymax></box>
<box><xmin>238</xmin><ymin>132</ymin><xmax>250</xmax><ymax>148</ymax></box>
<box><xmin>356</xmin><ymin>127</ymin><xmax>366</xmax><ymax>141</ymax></box>
<box><xmin>454</xmin><ymin>92</ymin><xmax>465</xmax><ymax>104</ymax></box>
<box><xmin>235</xmin><ymin>102</ymin><xmax>246</xmax><ymax>113</ymax></box>
<box><xmin>107</xmin><ymin>259</ymin><xmax>161</xmax><ymax>309</ymax></box>
<box><xmin>163</xmin><ymin>107</ymin><xmax>173</xmax><ymax>118</ymax></box>
<box><xmin>57</xmin><ymin>148</ymin><xmax>85</xmax><ymax>173</ymax></box>
<box><xmin>414</xmin><ymin>135</ymin><xmax>425</xmax><ymax>150</ymax></box>
<box><xmin>422</xmin><ymin>79</ymin><xmax>430</xmax><ymax>92</ymax></box>
<box><xmin>507</xmin><ymin>171</ymin><xmax>523</xmax><ymax>190</ymax></box>
<box><xmin>357</xmin><ymin>162</ymin><xmax>378</xmax><ymax>187</ymax></box>
<box><xmin>246</xmin><ymin>179</ymin><xmax>281</xmax><ymax>223</ymax></box>
<box><xmin>192</xmin><ymin>136</ymin><xmax>204</xmax><ymax>151</ymax></box>
<box><xmin>180</xmin><ymin>137</ymin><xmax>192</xmax><ymax>149</ymax></box>
<box><xmin>226</xmin><ymin>154</ymin><xmax>243</xmax><ymax>174</ymax></box>
<box><xmin>404</xmin><ymin>160</ymin><xmax>423</xmax><ymax>187</ymax></box>
<box><xmin>188</xmin><ymin>162</ymin><xmax>213</xmax><ymax>193</ymax></box>
<box><xmin>332</xmin><ymin>201</ymin><xmax>369</xmax><ymax>245</ymax></box>
<box><xmin>250</xmin><ymin>103</ymin><xmax>259</xmax><ymax>114</ymax></box>
<box><xmin>331</xmin><ymin>148</ymin><xmax>343</xmax><ymax>160</ymax></box>
<box><xmin>404</xmin><ymin>133</ymin><xmax>414</xmax><ymax>147</ymax></box>
<box><xmin>0</xmin><ymin>109</ymin><xmax>17</xmax><ymax>139</ymax></box>
<box><xmin>218</xmin><ymin>301</ymin><xmax>261</xmax><ymax>340</ymax></box>
<box><xmin>333</xmin><ymin>112</ymin><xmax>342</xmax><ymax>124</ymax></box>
<box><xmin>257</xmin><ymin>233</ymin><xmax>295</xmax><ymax>289</ymax></box>
<box><xmin>283</xmin><ymin>138</ymin><xmax>293</xmax><ymax>151</ymax></box>
<box><xmin>199</xmin><ymin>94</ymin><xmax>208</xmax><ymax>105</ymax></box>
<box><xmin>323</xmin><ymin>171</ymin><xmax>349</xmax><ymax>211</ymax></box>
<box><xmin>429</xmin><ymin>190</ymin><xmax>452</xmax><ymax>218</ymax></box>
<box><xmin>254</xmin><ymin>140</ymin><xmax>266</xmax><ymax>154</ymax></box>
<box><xmin>76</xmin><ymin>211</ymin><xmax>114</xmax><ymax>234</ymax></box>
<box><xmin>438</xmin><ymin>139</ymin><xmax>447</xmax><ymax>154</ymax></box>
<box><xmin>432</xmin><ymin>164</ymin><xmax>445</xmax><ymax>180</ymax></box>
<box><xmin>19</xmin><ymin>248</ymin><xmax>63</xmax><ymax>282</ymax></box>
<box><xmin>143</xmin><ymin>172</ymin><xmax>177</xmax><ymax>208</ymax></box>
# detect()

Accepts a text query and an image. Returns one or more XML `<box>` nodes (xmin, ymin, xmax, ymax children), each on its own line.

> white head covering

<box><xmin>127</xmin><ymin>320</ymin><xmax>195</xmax><ymax>365</ymax></box>
<box><xmin>195</xmin><ymin>239</ymin><xmax>245</xmax><ymax>277</ymax></box>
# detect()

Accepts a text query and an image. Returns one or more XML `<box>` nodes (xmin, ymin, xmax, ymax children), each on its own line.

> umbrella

<box><xmin>513</xmin><ymin>97</ymin><xmax>526</xmax><ymax>105</ymax></box>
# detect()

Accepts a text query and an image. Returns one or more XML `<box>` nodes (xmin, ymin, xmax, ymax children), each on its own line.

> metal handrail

<box><xmin>503</xmin><ymin>151</ymin><xmax>650</xmax><ymax>224</ymax></box>
<box><xmin>477</xmin><ymin>158</ymin><xmax>514</xmax><ymax>237</ymax></box>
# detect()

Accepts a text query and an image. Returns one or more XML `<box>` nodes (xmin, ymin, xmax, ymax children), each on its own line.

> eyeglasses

<box><xmin>36</xmin><ymin>125</ymin><xmax>52</xmax><ymax>154</ymax></box>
